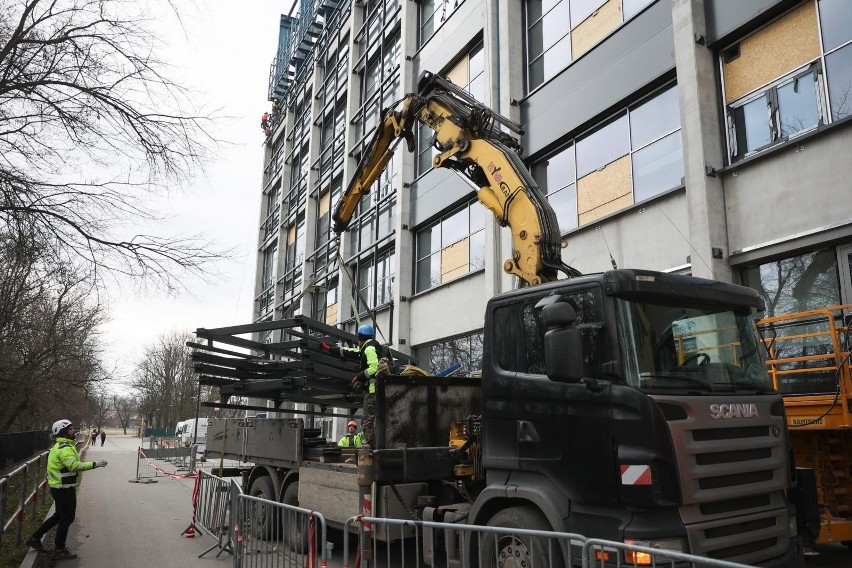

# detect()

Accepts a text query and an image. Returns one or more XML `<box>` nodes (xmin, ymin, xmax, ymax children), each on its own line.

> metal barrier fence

<box><xmin>195</xmin><ymin>471</ymin><xmax>241</xmax><ymax>559</ymax></box>
<box><xmin>134</xmin><ymin>445</ymin><xmax>197</xmax><ymax>481</ymax></box>
<box><xmin>581</xmin><ymin>539</ymin><xmax>761</xmax><ymax>568</ymax></box>
<box><xmin>0</xmin><ymin>450</ymin><xmax>50</xmax><ymax>549</ymax></box>
<box><xmin>341</xmin><ymin>516</ymin><xmax>757</xmax><ymax>568</ymax></box>
<box><xmin>233</xmin><ymin>492</ymin><xmax>328</xmax><ymax>568</ymax></box>
<box><xmin>342</xmin><ymin>515</ymin><xmax>586</xmax><ymax>568</ymax></box>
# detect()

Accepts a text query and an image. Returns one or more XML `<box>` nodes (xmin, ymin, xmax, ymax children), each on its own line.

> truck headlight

<box><xmin>623</xmin><ymin>538</ymin><xmax>685</xmax><ymax>565</ymax></box>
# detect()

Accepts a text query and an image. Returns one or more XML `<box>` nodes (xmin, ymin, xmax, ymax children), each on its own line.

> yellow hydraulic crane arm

<box><xmin>333</xmin><ymin>72</ymin><xmax>580</xmax><ymax>285</ymax></box>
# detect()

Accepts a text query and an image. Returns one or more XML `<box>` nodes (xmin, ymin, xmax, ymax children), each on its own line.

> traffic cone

<box><xmin>182</xmin><ymin>524</ymin><xmax>196</xmax><ymax>538</ymax></box>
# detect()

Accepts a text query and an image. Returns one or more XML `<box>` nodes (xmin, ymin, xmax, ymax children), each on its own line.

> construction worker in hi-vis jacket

<box><xmin>321</xmin><ymin>323</ymin><xmax>383</xmax><ymax>446</ymax></box>
<box><xmin>27</xmin><ymin>419</ymin><xmax>108</xmax><ymax>560</ymax></box>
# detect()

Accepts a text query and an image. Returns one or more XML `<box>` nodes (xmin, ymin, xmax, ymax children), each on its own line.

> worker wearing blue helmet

<box><xmin>344</xmin><ymin>323</ymin><xmax>382</xmax><ymax>446</ymax></box>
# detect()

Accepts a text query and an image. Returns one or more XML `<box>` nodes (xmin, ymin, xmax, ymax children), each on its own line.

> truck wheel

<box><xmin>282</xmin><ymin>482</ymin><xmax>308</xmax><ymax>553</ymax></box>
<box><xmin>248</xmin><ymin>476</ymin><xmax>279</xmax><ymax>540</ymax></box>
<box><xmin>479</xmin><ymin>506</ymin><xmax>564</xmax><ymax>568</ymax></box>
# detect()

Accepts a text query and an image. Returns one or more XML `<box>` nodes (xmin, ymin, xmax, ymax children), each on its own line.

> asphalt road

<box><xmin>20</xmin><ymin>434</ymin><xmax>852</xmax><ymax>567</ymax></box>
<box><xmin>24</xmin><ymin>434</ymin><xmax>232</xmax><ymax>568</ymax></box>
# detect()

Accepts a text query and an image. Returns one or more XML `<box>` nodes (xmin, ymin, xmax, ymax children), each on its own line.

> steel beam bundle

<box><xmin>188</xmin><ymin>315</ymin><xmax>413</xmax><ymax>412</ymax></box>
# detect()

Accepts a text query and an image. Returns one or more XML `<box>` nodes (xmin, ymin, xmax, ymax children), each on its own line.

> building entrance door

<box><xmin>837</xmin><ymin>244</ymin><xmax>852</xmax><ymax>305</ymax></box>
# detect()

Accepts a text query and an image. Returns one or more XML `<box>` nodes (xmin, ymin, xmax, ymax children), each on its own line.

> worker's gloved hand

<box><xmin>320</xmin><ymin>342</ymin><xmax>331</xmax><ymax>351</ymax></box>
<box><xmin>94</xmin><ymin>460</ymin><xmax>108</xmax><ymax>468</ymax></box>
<box><xmin>350</xmin><ymin>372</ymin><xmax>366</xmax><ymax>393</ymax></box>
<box><xmin>337</xmin><ymin>344</ymin><xmax>347</xmax><ymax>359</ymax></box>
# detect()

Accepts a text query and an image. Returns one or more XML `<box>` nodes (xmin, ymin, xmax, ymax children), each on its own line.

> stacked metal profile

<box><xmin>188</xmin><ymin>315</ymin><xmax>413</xmax><ymax>413</ymax></box>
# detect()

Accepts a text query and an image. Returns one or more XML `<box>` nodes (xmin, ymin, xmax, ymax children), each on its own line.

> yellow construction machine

<box><xmin>332</xmin><ymin>71</ymin><xmax>580</xmax><ymax>285</ymax></box>
<box><xmin>758</xmin><ymin>306</ymin><xmax>852</xmax><ymax>549</ymax></box>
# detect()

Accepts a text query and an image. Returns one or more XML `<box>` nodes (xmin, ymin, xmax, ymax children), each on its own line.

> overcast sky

<box><xmin>100</xmin><ymin>0</ymin><xmax>293</xmax><ymax>383</ymax></box>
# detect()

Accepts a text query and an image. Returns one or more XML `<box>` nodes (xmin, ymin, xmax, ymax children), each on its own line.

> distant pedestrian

<box><xmin>90</xmin><ymin>430</ymin><xmax>97</xmax><ymax>446</ymax></box>
<box><xmin>27</xmin><ymin>420</ymin><xmax>108</xmax><ymax>560</ymax></box>
<box><xmin>100</xmin><ymin>430</ymin><xmax>106</xmax><ymax>446</ymax></box>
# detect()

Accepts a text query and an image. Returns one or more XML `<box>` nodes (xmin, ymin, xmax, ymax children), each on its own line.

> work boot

<box><xmin>52</xmin><ymin>547</ymin><xmax>78</xmax><ymax>559</ymax></box>
<box><xmin>26</xmin><ymin>537</ymin><xmax>45</xmax><ymax>552</ymax></box>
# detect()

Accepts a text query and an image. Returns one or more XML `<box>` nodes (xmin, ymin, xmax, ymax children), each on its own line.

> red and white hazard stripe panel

<box><xmin>620</xmin><ymin>464</ymin><xmax>652</xmax><ymax>485</ymax></box>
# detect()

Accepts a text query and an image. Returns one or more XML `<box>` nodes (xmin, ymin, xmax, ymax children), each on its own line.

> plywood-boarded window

<box><xmin>577</xmin><ymin>154</ymin><xmax>633</xmax><ymax>225</ymax></box>
<box><xmin>441</xmin><ymin>238</ymin><xmax>470</xmax><ymax>283</ymax></box>
<box><xmin>446</xmin><ymin>57</ymin><xmax>469</xmax><ymax>89</ymax></box>
<box><xmin>722</xmin><ymin>2</ymin><xmax>820</xmax><ymax>103</ymax></box>
<box><xmin>319</xmin><ymin>191</ymin><xmax>331</xmax><ymax>216</ymax></box>
<box><xmin>325</xmin><ymin>303</ymin><xmax>338</xmax><ymax>326</ymax></box>
<box><xmin>415</xmin><ymin>199</ymin><xmax>486</xmax><ymax>292</ymax></box>
<box><xmin>530</xmin><ymin>82</ymin><xmax>683</xmax><ymax>230</ymax></box>
<box><xmin>571</xmin><ymin>0</ymin><xmax>621</xmax><ymax>59</ymax></box>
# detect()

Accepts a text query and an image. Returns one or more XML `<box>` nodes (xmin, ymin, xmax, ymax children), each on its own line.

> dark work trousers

<box><xmin>32</xmin><ymin>487</ymin><xmax>76</xmax><ymax>549</ymax></box>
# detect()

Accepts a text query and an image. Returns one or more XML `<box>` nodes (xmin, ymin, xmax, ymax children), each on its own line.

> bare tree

<box><xmin>90</xmin><ymin>391</ymin><xmax>110</xmax><ymax>429</ymax></box>
<box><xmin>0</xmin><ymin>230</ymin><xmax>106</xmax><ymax>432</ymax></box>
<box><xmin>132</xmin><ymin>330</ymin><xmax>196</xmax><ymax>428</ymax></box>
<box><xmin>113</xmin><ymin>394</ymin><xmax>136</xmax><ymax>434</ymax></box>
<box><xmin>0</xmin><ymin>0</ymin><xmax>224</xmax><ymax>289</ymax></box>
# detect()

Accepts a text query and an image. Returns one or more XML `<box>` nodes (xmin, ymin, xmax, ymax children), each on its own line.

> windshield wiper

<box><xmin>639</xmin><ymin>374</ymin><xmax>713</xmax><ymax>393</ymax></box>
<box><xmin>727</xmin><ymin>381</ymin><xmax>774</xmax><ymax>394</ymax></box>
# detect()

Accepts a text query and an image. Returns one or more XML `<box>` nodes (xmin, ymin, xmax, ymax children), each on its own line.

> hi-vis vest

<box><xmin>359</xmin><ymin>339</ymin><xmax>382</xmax><ymax>394</ymax></box>
<box><xmin>338</xmin><ymin>432</ymin><xmax>364</xmax><ymax>447</ymax></box>
<box><xmin>47</xmin><ymin>437</ymin><xmax>94</xmax><ymax>488</ymax></box>
<box><xmin>344</xmin><ymin>338</ymin><xmax>383</xmax><ymax>394</ymax></box>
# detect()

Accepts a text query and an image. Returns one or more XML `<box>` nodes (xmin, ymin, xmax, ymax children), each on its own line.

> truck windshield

<box><xmin>616</xmin><ymin>299</ymin><xmax>773</xmax><ymax>393</ymax></box>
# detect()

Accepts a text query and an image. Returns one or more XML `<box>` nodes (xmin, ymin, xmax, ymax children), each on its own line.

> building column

<box><xmin>673</xmin><ymin>0</ymin><xmax>732</xmax><ymax>282</ymax></box>
<box><xmin>490</xmin><ymin>0</ymin><xmax>526</xmax><ymax>295</ymax></box>
<box><xmin>390</xmin><ymin>0</ymin><xmax>419</xmax><ymax>356</ymax></box>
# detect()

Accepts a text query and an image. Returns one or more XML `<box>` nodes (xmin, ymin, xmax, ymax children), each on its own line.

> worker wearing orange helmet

<box><xmin>337</xmin><ymin>420</ymin><xmax>364</xmax><ymax>447</ymax></box>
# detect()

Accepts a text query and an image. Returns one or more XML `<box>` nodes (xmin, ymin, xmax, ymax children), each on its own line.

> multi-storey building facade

<box><xmin>255</xmin><ymin>0</ymin><xmax>852</xmax><ymax>436</ymax></box>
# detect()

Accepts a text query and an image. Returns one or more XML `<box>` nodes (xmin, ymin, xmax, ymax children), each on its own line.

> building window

<box><xmin>259</xmin><ymin>243</ymin><xmax>277</xmax><ymax>316</ymax></box>
<box><xmin>262</xmin><ymin>188</ymin><xmax>281</xmax><ymax>242</ymax></box>
<box><xmin>417</xmin><ymin>43</ymin><xmax>485</xmax><ymax>176</ymax></box>
<box><xmin>350</xmin><ymin>248</ymin><xmax>395</xmax><ymax>316</ymax></box>
<box><xmin>531</xmin><ymin>82</ymin><xmax>682</xmax><ymax>230</ymax></box>
<box><xmin>526</xmin><ymin>0</ymin><xmax>651</xmax><ymax>92</ymax></box>
<box><xmin>721</xmin><ymin>0</ymin><xmax>852</xmax><ymax>162</ymax></box>
<box><xmin>312</xmin><ymin>278</ymin><xmax>339</xmax><ymax>325</ymax></box>
<box><xmin>313</xmin><ymin>180</ymin><xmax>341</xmax><ymax>270</ymax></box>
<box><xmin>348</xmin><ymin>157</ymin><xmax>396</xmax><ymax>252</ymax></box>
<box><xmin>280</xmin><ymin>215</ymin><xmax>306</xmax><ymax>310</ymax></box>
<box><xmin>420</xmin><ymin>0</ymin><xmax>466</xmax><ymax>46</ymax></box>
<box><xmin>727</xmin><ymin>64</ymin><xmax>824</xmax><ymax>160</ymax></box>
<box><xmin>414</xmin><ymin>331</ymin><xmax>484</xmax><ymax>375</ymax></box>
<box><xmin>415</xmin><ymin>199</ymin><xmax>485</xmax><ymax>293</ymax></box>
<box><xmin>740</xmin><ymin>248</ymin><xmax>840</xmax><ymax>317</ymax></box>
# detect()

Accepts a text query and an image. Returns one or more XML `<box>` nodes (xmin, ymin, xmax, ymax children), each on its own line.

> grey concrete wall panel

<box><xmin>704</xmin><ymin>0</ymin><xmax>787</xmax><ymax>45</ymax></box>
<box><xmin>410</xmin><ymin>169</ymin><xmax>476</xmax><ymax>227</ymax></box>
<box><xmin>409</xmin><ymin>273</ymin><xmax>488</xmax><ymax>347</ymax></box>
<box><xmin>522</xmin><ymin>0</ymin><xmax>674</xmax><ymax>158</ymax></box>
<box><xmin>562</xmin><ymin>191</ymin><xmax>690</xmax><ymax>274</ymax></box>
<box><xmin>414</xmin><ymin>0</ymin><xmax>485</xmax><ymax>78</ymax></box>
<box><xmin>724</xmin><ymin>125</ymin><xmax>852</xmax><ymax>258</ymax></box>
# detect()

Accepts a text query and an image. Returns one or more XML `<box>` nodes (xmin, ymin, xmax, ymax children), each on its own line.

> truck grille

<box><xmin>655</xmin><ymin>395</ymin><xmax>791</xmax><ymax>564</ymax></box>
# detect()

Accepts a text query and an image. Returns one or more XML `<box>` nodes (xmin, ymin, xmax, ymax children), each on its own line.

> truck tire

<box><xmin>282</xmin><ymin>482</ymin><xmax>308</xmax><ymax>553</ymax></box>
<box><xmin>248</xmin><ymin>476</ymin><xmax>279</xmax><ymax>540</ymax></box>
<box><xmin>478</xmin><ymin>506</ymin><xmax>564</xmax><ymax>568</ymax></box>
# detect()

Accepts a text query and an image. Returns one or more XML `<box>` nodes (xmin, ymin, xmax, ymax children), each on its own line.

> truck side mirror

<box><xmin>542</xmin><ymin>303</ymin><xmax>584</xmax><ymax>383</ymax></box>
